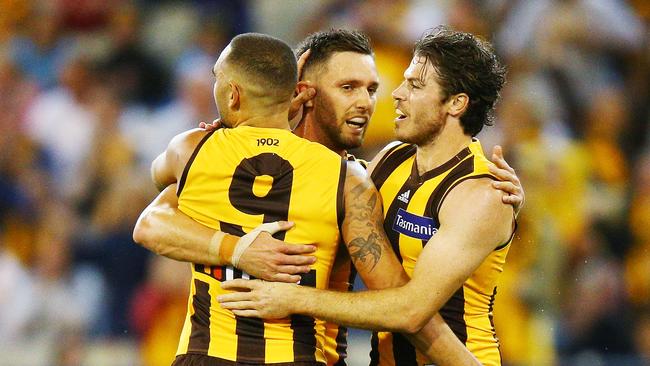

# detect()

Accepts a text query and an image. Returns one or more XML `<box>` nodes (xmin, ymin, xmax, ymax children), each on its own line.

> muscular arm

<box><xmin>340</xmin><ymin>162</ymin><xmax>480</xmax><ymax>364</ymax></box>
<box><xmin>220</xmin><ymin>178</ymin><xmax>513</xmax><ymax>334</ymax></box>
<box><xmin>136</xmin><ymin>129</ymin><xmax>217</xmax><ymax>262</ymax></box>
<box><xmin>220</xmin><ymin>162</ymin><xmax>480</xmax><ymax>364</ymax></box>
<box><xmin>133</xmin><ymin>185</ymin><xmax>315</xmax><ymax>280</ymax></box>
<box><xmin>134</xmin><ymin>184</ymin><xmax>223</xmax><ymax>265</ymax></box>
<box><xmin>340</xmin><ymin>161</ymin><xmax>406</xmax><ymax>288</ymax></box>
<box><xmin>134</xmin><ymin>129</ymin><xmax>315</xmax><ymax>281</ymax></box>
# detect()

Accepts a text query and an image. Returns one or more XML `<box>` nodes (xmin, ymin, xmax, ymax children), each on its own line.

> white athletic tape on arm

<box><xmin>209</xmin><ymin>231</ymin><xmax>227</xmax><ymax>259</ymax></box>
<box><xmin>231</xmin><ymin>222</ymin><xmax>284</xmax><ymax>268</ymax></box>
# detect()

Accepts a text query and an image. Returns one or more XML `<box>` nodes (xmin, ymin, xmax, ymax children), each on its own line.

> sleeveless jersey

<box><xmin>322</xmin><ymin>154</ymin><xmax>367</xmax><ymax>366</ymax></box>
<box><xmin>176</xmin><ymin>126</ymin><xmax>347</xmax><ymax>364</ymax></box>
<box><xmin>368</xmin><ymin>139</ymin><xmax>512</xmax><ymax>366</ymax></box>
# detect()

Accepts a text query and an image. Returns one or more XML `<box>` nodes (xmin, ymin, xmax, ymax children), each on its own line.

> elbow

<box><xmin>384</xmin><ymin>296</ymin><xmax>430</xmax><ymax>334</ymax></box>
<box><xmin>397</xmin><ymin>308</ymin><xmax>430</xmax><ymax>334</ymax></box>
<box><xmin>133</xmin><ymin>211</ymin><xmax>155</xmax><ymax>249</ymax></box>
<box><xmin>388</xmin><ymin>285</ymin><xmax>432</xmax><ymax>334</ymax></box>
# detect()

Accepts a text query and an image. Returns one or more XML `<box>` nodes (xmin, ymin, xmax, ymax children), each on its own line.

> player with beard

<box><xmin>135</xmin><ymin>29</ymin><xmax>523</xmax><ymax>365</ymax></box>
<box><xmin>218</xmin><ymin>26</ymin><xmax>516</xmax><ymax>366</ymax></box>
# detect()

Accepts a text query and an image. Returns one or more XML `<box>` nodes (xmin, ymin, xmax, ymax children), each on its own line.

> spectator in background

<box><xmin>125</xmin><ymin>59</ymin><xmax>217</xmax><ymax>169</ymax></box>
<box><xmin>558</xmin><ymin>247</ymin><xmax>635</xmax><ymax>363</ymax></box>
<box><xmin>9</xmin><ymin>4</ymin><xmax>77</xmax><ymax>91</ymax></box>
<box><xmin>0</xmin><ymin>228</ymin><xmax>36</xmax><ymax>346</ymax></box>
<box><xmin>0</xmin><ymin>57</ymin><xmax>52</xmax><ymax>264</ymax></box>
<box><xmin>86</xmin><ymin>172</ymin><xmax>152</xmax><ymax>338</ymax></box>
<box><xmin>582</xmin><ymin>87</ymin><xmax>632</xmax><ymax>259</ymax></box>
<box><xmin>76</xmin><ymin>86</ymin><xmax>136</xmax><ymax>216</ymax></box>
<box><xmin>103</xmin><ymin>3</ymin><xmax>170</xmax><ymax>107</ymax></box>
<box><xmin>495</xmin><ymin>0</ymin><xmax>644</xmax><ymax>137</ymax></box>
<box><xmin>130</xmin><ymin>256</ymin><xmax>191</xmax><ymax>366</ymax></box>
<box><xmin>491</xmin><ymin>75</ymin><xmax>587</xmax><ymax>365</ymax></box>
<box><xmin>24</xmin><ymin>55</ymin><xmax>99</xmax><ymax>204</ymax></box>
<box><xmin>0</xmin><ymin>202</ymin><xmax>106</xmax><ymax>365</ymax></box>
<box><xmin>175</xmin><ymin>18</ymin><xmax>226</xmax><ymax>82</ymax></box>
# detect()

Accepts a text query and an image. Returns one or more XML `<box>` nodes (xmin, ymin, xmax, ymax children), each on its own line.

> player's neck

<box><xmin>234</xmin><ymin>110</ymin><xmax>291</xmax><ymax>130</ymax></box>
<box><xmin>415</xmin><ymin>123</ymin><xmax>471</xmax><ymax>176</ymax></box>
<box><xmin>294</xmin><ymin>115</ymin><xmax>347</xmax><ymax>157</ymax></box>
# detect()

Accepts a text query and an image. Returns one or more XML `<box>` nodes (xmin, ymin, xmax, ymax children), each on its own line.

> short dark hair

<box><xmin>227</xmin><ymin>33</ymin><xmax>297</xmax><ymax>100</ymax></box>
<box><xmin>295</xmin><ymin>29</ymin><xmax>373</xmax><ymax>77</ymax></box>
<box><xmin>415</xmin><ymin>26</ymin><xmax>506</xmax><ymax>136</ymax></box>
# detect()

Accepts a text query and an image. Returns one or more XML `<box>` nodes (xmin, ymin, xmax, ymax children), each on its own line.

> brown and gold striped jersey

<box><xmin>176</xmin><ymin>126</ymin><xmax>347</xmax><ymax>364</ymax></box>
<box><xmin>369</xmin><ymin>139</ymin><xmax>512</xmax><ymax>366</ymax></box>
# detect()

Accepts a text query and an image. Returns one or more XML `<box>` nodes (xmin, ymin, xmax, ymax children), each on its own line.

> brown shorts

<box><xmin>171</xmin><ymin>354</ymin><xmax>326</xmax><ymax>366</ymax></box>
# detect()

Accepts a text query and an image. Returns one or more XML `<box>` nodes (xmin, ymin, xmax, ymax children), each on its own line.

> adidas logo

<box><xmin>397</xmin><ymin>190</ymin><xmax>411</xmax><ymax>204</ymax></box>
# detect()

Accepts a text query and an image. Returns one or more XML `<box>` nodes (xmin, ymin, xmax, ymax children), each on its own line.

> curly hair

<box><xmin>415</xmin><ymin>26</ymin><xmax>506</xmax><ymax>136</ymax></box>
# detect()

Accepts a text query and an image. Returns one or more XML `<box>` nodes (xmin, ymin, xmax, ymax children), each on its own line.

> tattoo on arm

<box><xmin>348</xmin><ymin>232</ymin><xmax>382</xmax><ymax>271</ymax></box>
<box><xmin>343</xmin><ymin>172</ymin><xmax>392</xmax><ymax>273</ymax></box>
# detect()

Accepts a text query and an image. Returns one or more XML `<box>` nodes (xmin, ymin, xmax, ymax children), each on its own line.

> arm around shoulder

<box><xmin>133</xmin><ymin>184</ymin><xmax>223</xmax><ymax>265</ymax></box>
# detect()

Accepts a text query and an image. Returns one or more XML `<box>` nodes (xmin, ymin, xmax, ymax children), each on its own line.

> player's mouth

<box><xmin>345</xmin><ymin>116</ymin><xmax>368</xmax><ymax>134</ymax></box>
<box><xmin>395</xmin><ymin>108</ymin><xmax>408</xmax><ymax>123</ymax></box>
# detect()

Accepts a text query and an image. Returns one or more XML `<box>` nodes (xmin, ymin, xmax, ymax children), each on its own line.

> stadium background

<box><xmin>0</xmin><ymin>0</ymin><xmax>648</xmax><ymax>365</ymax></box>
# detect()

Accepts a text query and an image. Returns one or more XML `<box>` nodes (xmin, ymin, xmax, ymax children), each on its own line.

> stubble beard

<box><xmin>314</xmin><ymin>94</ymin><xmax>362</xmax><ymax>151</ymax></box>
<box><xmin>398</xmin><ymin>112</ymin><xmax>445</xmax><ymax>147</ymax></box>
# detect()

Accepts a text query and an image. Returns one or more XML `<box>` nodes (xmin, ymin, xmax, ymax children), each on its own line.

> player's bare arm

<box><xmin>341</xmin><ymin>162</ymin><xmax>481</xmax><ymax>365</ymax></box>
<box><xmin>219</xmin><ymin>178</ymin><xmax>513</xmax><ymax>334</ymax></box>
<box><xmin>134</xmin><ymin>184</ymin><xmax>223</xmax><ymax>265</ymax></box>
<box><xmin>220</xmin><ymin>162</ymin><xmax>482</xmax><ymax>365</ymax></box>
<box><xmin>339</xmin><ymin>161</ymin><xmax>404</xmax><ymax>285</ymax></box>
<box><xmin>135</xmin><ymin>129</ymin><xmax>316</xmax><ymax>282</ymax></box>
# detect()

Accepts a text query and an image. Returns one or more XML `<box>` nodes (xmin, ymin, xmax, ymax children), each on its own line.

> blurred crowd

<box><xmin>0</xmin><ymin>1</ymin><xmax>648</xmax><ymax>365</ymax></box>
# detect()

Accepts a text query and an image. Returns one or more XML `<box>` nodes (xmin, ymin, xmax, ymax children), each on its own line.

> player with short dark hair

<box><xmin>219</xmin><ymin>26</ymin><xmax>516</xmax><ymax>366</ymax></box>
<box><xmin>220</xmin><ymin>33</ymin><xmax>298</xmax><ymax>104</ymax></box>
<box><xmin>140</xmin><ymin>31</ymin><xmax>484</xmax><ymax>366</ymax></box>
<box><xmin>136</xmin><ymin>28</ymin><xmax>523</xmax><ymax>366</ymax></box>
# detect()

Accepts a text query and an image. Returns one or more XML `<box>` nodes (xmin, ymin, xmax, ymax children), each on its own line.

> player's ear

<box><xmin>229</xmin><ymin>82</ymin><xmax>241</xmax><ymax>110</ymax></box>
<box><xmin>297</xmin><ymin>81</ymin><xmax>314</xmax><ymax>108</ymax></box>
<box><xmin>448</xmin><ymin>93</ymin><xmax>468</xmax><ymax>117</ymax></box>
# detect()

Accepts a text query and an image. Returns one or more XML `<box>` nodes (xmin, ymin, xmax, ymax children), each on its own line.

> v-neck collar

<box><xmin>409</xmin><ymin>146</ymin><xmax>472</xmax><ymax>184</ymax></box>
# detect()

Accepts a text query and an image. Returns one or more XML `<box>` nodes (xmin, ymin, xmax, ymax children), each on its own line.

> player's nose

<box><xmin>355</xmin><ymin>89</ymin><xmax>372</xmax><ymax>111</ymax></box>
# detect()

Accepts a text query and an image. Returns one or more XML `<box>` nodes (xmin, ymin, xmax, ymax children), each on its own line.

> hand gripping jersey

<box><xmin>176</xmin><ymin>126</ymin><xmax>347</xmax><ymax>364</ymax></box>
<box><xmin>368</xmin><ymin>140</ymin><xmax>513</xmax><ymax>366</ymax></box>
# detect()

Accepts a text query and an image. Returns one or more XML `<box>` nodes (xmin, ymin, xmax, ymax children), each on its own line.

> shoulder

<box><xmin>168</xmin><ymin>128</ymin><xmax>211</xmax><ymax>156</ymax></box>
<box><xmin>345</xmin><ymin>153</ymin><xmax>369</xmax><ymax>170</ymax></box>
<box><xmin>166</xmin><ymin>128</ymin><xmax>212</xmax><ymax>171</ymax></box>
<box><xmin>346</xmin><ymin>158</ymin><xmax>369</xmax><ymax>179</ymax></box>
<box><xmin>442</xmin><ymin>178</ymin><xmax>510</xmax><ymax>216</ymax></box>
<box><xmin>367</xmin><ymin>141</ymin><xmax>410</xmax><ymax>176</ymax></box>
<box><xmin>440</xmin><ymin>177</ymin><xmax>514</xmax><ymax>244</ymax></box>
<box><xmin>343</xmin><ymin>159</ymin><xmax>376</xmax><ymax>197</ymax></box>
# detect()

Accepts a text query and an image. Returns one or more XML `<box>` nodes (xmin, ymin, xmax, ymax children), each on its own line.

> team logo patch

<box><xmin>392</xmin><ymin>208</ymin><xmax>438</xmax><ymax>240</ymax></box>
<box><xmin>397</xmin><ymin>189</ymin><xmax>411</xmax><ymax>203</ymax></box>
